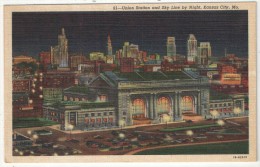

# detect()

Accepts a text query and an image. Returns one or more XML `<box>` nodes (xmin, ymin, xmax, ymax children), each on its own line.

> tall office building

<box><xmin>122</xmin><ymin>42</ymin><xmax>130</xmax><ymax>58</ymax></box>
<box><xmin>122</xmin><ymin>42</ymin><xmax>139</xmax><ymax>58</ymax></box>
<box><xmin>129</xmin><ymin>44</ymin><xmax>139</xmax><ymax>58</ymax></box>
<box><xmin>166</xmin><ymin>37</ymin><xmax>177</xmax><ymax>59</ymax></box>
<box><xmin>187</xmin><ymin>34</ymin><xmax>198</xmax><ymax>63</ymax></box>
<box><xmin>198</xmin><ymin>42</ymin><xmax>212</xmax><ymax>65</ymax></box>
<box><xmin>107</xmin><ymin>34</ymin><xmax>113</xmax><ymax>56</ymax></box>
<box><xmin>51</xmin><ymin>28</ymin><xmax>69</xmax><ymax>68</ymax></box>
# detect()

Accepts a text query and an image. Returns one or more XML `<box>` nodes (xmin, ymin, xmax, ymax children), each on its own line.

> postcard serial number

<box><xmin>233</xmin><ymin>156</ymin><xmax>248</xmax><ymax>159</ymax></box>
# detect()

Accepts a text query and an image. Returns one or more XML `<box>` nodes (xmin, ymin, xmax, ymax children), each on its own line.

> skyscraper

<box><xmin>187</xmin><ymin>34</ymin><xmax>198</xmax><ymax>63</ymax></box>
<box><xmin>51</xmin><ymin>28</ymin><xmax>69</xmax><ymax>68</ymax></box>
<box><xmin>107</xmin><ymin>34</ymin><xmax>113</xmax><ymax>56</ymax></box>
<box><xmin>198</xmin><ymin>42</ymin><xmax>212</xmax><ymax>65</ymax></box>
<box><xmin>122</xmin><ymin>42</ymin><xmax>130</xmax><ymax>58</ymax></box>
<box><xmin>166</xmin><ymin>37</ymin><xmax>176</xmax><ymax>58</ymax></box>
<box><xmin>122</xmin><ymin>42</ymin><xmax>139</xmax><ymax>58</ymax></box>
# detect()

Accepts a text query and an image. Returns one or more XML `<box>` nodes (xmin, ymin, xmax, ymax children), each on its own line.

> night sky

<box><xmin>12</xmin><ymin>11</ymin><xmax>248</xmax><ymax>58</ymax></box>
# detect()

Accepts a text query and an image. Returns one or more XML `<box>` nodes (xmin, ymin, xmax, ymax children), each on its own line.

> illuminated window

<box><xmin>157</xmin><ymin>97</ymin><xmax>171</xmax><ymax>113</ymax></box>
<box><xmin>132</xmin><ymin>98</ymin><xmax>146</xmax><ymax>115</ymax></box>
<box><xmin>181</xmin><ymin>96</ymin><xmax>194</xmax><ymax>112</ymax></box>
<box><xmin>99</xmin><ymin>95</ymin><xmax>107</xmax><ymax>102</ymax></box>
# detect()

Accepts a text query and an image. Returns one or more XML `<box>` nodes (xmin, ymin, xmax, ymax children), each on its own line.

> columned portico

<box><xmin>89</xmin><ymin>71</ymin><xmax>210</xmax><ymax>127</ymax></box>
<box><xmin>128</xmin><ymin>90</ymin><xmax>202</xmax><ymax>125</ymax></box>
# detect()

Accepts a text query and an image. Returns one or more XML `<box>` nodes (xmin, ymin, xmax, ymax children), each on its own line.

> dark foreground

<box><xmin>13</xmin><ymin>117</ymin><xmax>249</xmax><ymax>156</ymax></box>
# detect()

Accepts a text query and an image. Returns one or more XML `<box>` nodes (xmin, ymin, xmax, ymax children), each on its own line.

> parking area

<box><xmin>13</xmin><ymin>117</ymin><xmax>249</xmax><ymax>155</ymax></box>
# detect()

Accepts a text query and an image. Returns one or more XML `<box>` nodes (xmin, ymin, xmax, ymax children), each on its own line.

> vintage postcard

<box><xmin>4</xmin><ymin>2</ymin><xmax>256</xmax><ymax>163</ymax></box>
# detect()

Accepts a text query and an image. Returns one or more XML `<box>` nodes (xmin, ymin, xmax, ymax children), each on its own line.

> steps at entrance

<box><xmin>133</xmin><ymin>118</ymin><xmax>152</xmax><ymax>125</ymax></box>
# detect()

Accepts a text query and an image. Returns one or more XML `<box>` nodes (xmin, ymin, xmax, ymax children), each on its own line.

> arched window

<box><xmin>157</xmin><ymin>97</ymin><xmax>171</xmax><ymax>113</ymax></box>
<box><xmin>133</xmin><ymin>99</ymin><xmax>145</xmax><ymax>114</ymax></box>
<box><xmin>181</xmin><ymin>96</ymin><xmax>194</xmax><ymax>113</ymax></box>
<box><xmin>98</xmin><ymin>95</ymin><xmax>107</xmax><ymax>102</ymax></box>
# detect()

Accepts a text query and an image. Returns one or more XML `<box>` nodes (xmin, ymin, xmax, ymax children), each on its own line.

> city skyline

<box><xmin>13</xmin><ymin>11</ymin><xmax>248</xmax><ymax>58</ymax></box>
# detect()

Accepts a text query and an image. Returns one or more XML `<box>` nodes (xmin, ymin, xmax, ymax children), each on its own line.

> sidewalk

<box><xmin>47</xmin><ymin>120</ymin><xmax>186</xmax><ymax>134</ymax></box>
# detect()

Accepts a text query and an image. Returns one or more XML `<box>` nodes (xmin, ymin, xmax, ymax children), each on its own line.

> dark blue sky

<box><xmin>12</xmin><ymin>11</ymin><xmax>248</xmax><ymax>58</ymax></box>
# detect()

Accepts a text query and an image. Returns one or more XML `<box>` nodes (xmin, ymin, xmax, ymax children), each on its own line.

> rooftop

<box><xmin>64</xmin><ymin>86</ymin><xmax>89</xmax><ymax>94</ymax></box>
<box><xmin>210</xmin><ymin>90</ymin><xmax>232</xmax><ymax>100</ymax></box>
<box><xmin>50</xmin><ymin>101</ymin><xmax>114</xmax><ymax>109</ymax></box>
<box><xmin>104</xmin><ymin>71</ymin><xmax>191</xmax><ymax>83</ymax></box>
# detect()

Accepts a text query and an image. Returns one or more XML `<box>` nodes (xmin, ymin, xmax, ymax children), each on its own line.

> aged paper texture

<box><xmin>4</xmin><ymin>2</ymin><xmax>256</xmax><ymax>162</ymax></box>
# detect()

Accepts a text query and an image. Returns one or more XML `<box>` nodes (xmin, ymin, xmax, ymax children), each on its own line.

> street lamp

<box><xmin>119</xmin><ymin>119</ymin><xmax>125</xmax><ymax>130</ymax></box>
<box><xmin>27</xmin><ymin>130</ymin><xmax>32</xmax><ymax>135</ymax></box>
<box><xmin>217</xmin><ymin>119</ymin><xmax>225</xmax><ymax>127</ymax></box>
<box><xmin>210</xmin><ymin>109</ymin><xmax>219</xmax><ymax>120</ymax></box>
<box><xmin>162</xmin><ymin>114</ymin><xmax>171</xmax><ymax>128</ymax></box>
<box><xmin>234</xmin><ymin>107</ymin><xmax>242</xmax><ymax>117</ymax></box>
<box><xmin>29</xmin><ymin>99</ymin><xmax>33</xmax><ymax>104</ymax></box>
<box><xmin>186</xmin><ymin>130</ymin><xmax>193</xmax><ymax>136</ymax></box>
<box><xmin>119</xmin><ymin>133</ymin><xmax>125</xmax><ymax>139</ymax></box>
<box><xmin>67</xmin><ymin>124</ymin><xmax>74</xmax><ymax>140</ymax></box>
<box><xmin>32</xmin><ymin>134</ymin><xmax>39</xmax><ymax>144</ymax></box>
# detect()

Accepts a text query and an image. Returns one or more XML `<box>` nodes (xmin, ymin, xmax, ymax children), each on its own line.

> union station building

<box><xmin>43</xmin><ymin>71</ymin><xmax>212</xmax><ymax>130</ymax></box>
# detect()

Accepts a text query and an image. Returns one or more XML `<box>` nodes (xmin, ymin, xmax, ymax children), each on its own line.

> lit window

<box><xmin>99</xmin><ymin>95</ymin><xmax>107</xmax><ymax>102</ymax></box>
<box><xmin>157</xmin><ymin>97</ymin><xmax>171</xmax><ymax>113</ymax></box>
<box><xmin>132</xmin><ymin>98</ymin><xmax>145</xmax><ymax>114</ymax></box>
<box><xmin>181</xmin><ymin>96</ymin><xmax>194</xmax><ymax>112</ymax></box>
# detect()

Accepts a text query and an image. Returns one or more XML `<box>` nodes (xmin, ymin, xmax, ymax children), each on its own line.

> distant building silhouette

<box><xmin>166</xmin><ymin>37</ymin><xmax>176</xmax><ymax>60</ymax></box>
<box><xmin>198</xmin><ymin>42</ymin><xmax>211</xmax><ymax>65</ymax></box>
<box><xmin>107</xmin><ymin>34</ymin><xmax>113</xmax><ymax>56</ymax></box>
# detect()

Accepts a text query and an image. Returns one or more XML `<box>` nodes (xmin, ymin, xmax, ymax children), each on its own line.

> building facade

<box><xmin>89</xmin><ymin>71</ymin><xmax>210</xmax><ymax>126</ymax></box>
<box><xmin>70</xmin><ymin>55</ymin><xmax>86</xmax><ymax>71</ymax></box>
<box><xmin>107</xmin><ymin>34</ymin><xmax>113</xmax><ymax>56</ymax></box>
<box><xmin>198</xmin><ymin>42</ymin><xmax>212</xmax><ymax>65</ymax></box>
<box><xmin>209</xmin><ymin>95</ymin><xmax>245</xmax><ymax>118</ymax></box>
<box><xmin>44</xmin><ymin>104</ymin><xmax>116</xmax><ymax>130</ymax></box>
<box><xmin>187</xmin><ymin>34</ymin><xmax>198</xmax><ymax>63</ymax></box>
<box><xmin>89</xmin><ymin>52</ymin><xmax>106</xmax><ymax>61</ymax></box>
<box><xmin>39</xmin><ymin>52</ymin><xmax>51</xmax><ymax>66</ymax></box>
<box><xmin>120</xmin><ymin>58</ymin><xmax>134</xmax><ymax>73</ymax></box>
<box><xmin>167</xmin><ymin>37</ymin><xmax>177</xmax><ymax>58</ymax></box>
<box><xmin>51</xmin><ymin>28</ymin><xmax>69</xmax><ymax>68</ymax></box>
<box><xmin>13</xmin><ymin>79</ymin><xmax>31</xmax><ymax>93</ymax></box>
<box><xmin>13</xmin><ymin>55</ymin><xmax>37</xmax><ymax>65</ymax></box>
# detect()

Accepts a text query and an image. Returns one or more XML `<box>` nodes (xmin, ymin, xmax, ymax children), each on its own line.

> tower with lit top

<box><xmin>107</xmin><ymin>34</ymin><xmax>113</xmax><ymax>56</ymax></box>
